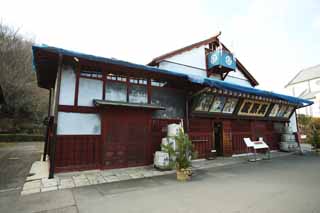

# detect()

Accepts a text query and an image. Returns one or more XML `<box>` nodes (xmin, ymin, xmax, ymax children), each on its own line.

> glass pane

<box><xmin>194</xmin><ymin>94</ymin><xmax>213</xmax><ymax>112</ymax></box>
<box><xmin>129</xmin><ymin>84</ymin><xmax>147</xmax><ymax>103</ymax></box>
<box><xmin>277</xmin><ymin>105</ymin><xmax>287</xmax><ymax>117</ymax></box>
<box><xmin>269</xmin><ymin>104</ymin><xmax>280</xmax><ymax>117</ymax></box>
<box><xmin>240</xmin><ymin>101</ymin><xmax>253</xmax><ymax>113</ymax></box>
<box><xmin>151</xmin><ymin>87</ymin><xmax>185</xmax><ymax>118</ymax></box>
<box><xmin>210</xmin><ymin>96</ymin><xmax>226</xmax><ymax>112</ymax></box>
<box><xmin>222</xmin><ymin>98</ymin><xmax>238</xmax><ymax>114</ymax></box>
<box><xmin>250</xmin><ymin>103</ymin><xmax>260</xmax><ymax>114</ymax></box>
<box><xmin>284</xmin><ymin>106</ymin><xmax>294</xmax><ymax>118</ymax></box>
<box><xmin>258</xmin><ymin>104</ymin><xmax>269</xmax><ymax>115</ymax></box>
<box><xmin>105</xmin><ymin>81</ymin><xmax>127</xmax><ymax>102</ymax></box>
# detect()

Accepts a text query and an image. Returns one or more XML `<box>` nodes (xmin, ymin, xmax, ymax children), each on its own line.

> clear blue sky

<box><xmin>1</xmin><ymin>0</ymin><xmax>319</xmax><ymax>92</ymax></box>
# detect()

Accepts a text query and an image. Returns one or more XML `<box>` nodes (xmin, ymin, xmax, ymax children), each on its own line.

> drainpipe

<box><xmin>42</xmin><ymin>88</ymin><xmax>52</xmax><ymax>161</ymax></box>
<box><xmin>49</xmin><ymin>54</ymin><xmax>63</xmax><ymax>179</ymax></box>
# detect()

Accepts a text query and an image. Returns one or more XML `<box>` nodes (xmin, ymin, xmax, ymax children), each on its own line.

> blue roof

<box><xmin>32</xmin><ymin>45</ymin><xmax>313</xmax><ymax>107</ymax></box>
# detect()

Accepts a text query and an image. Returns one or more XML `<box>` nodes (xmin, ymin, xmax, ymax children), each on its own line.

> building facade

<box><xmin>285</xmin><ymin>64</ymin><xmax>320</xmax><ymax>117</ymax></box>
<box><xmin>32</xmin><ymin>34</ymin><xmax>312</xmax><ymax>177</ymax></box>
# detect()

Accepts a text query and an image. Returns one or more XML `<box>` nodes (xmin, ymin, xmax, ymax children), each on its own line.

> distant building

<box><xmin>285</xmin><ymin>64</ymin><xmax>320</xmax><ymax>117</ymax></box>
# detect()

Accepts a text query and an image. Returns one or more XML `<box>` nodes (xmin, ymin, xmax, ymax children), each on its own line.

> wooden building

<box><xmin>32</xmin><ymin>34</ymin><xmax>312</xmax><ymax>178</ymax></box>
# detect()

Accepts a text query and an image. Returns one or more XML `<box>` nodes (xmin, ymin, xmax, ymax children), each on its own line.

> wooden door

<box><xmin>102</xmin><ymin>108</ymin><xmax>151</xmax><ymax>169</ymax></box>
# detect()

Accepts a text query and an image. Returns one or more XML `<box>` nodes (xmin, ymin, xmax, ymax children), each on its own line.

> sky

<box><xmin>1</xmin><ymin>0</ymin><xmax>319</xmax><ymax>93</ymax></box>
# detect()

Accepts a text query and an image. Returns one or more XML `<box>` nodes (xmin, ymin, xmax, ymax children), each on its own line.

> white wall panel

<box><xmin>167</xmin><ymin>46</ymin><xmax>207</xmax><ymax>69</ymax></box>
<box><xmin>159</xmin><ymin>61</ymin><xmax>206</xmax><ymax>77</ymax></box>
<box><xmin>78</xmin><ymin>78</ymin><xmax>103</xmax><ymax>106</ymax></box>
<box><xmin>57</xmin><ymin>112</ymin><xmax>101</xmax><ymax>135</ymax></box>
<box><xmin>59</xmin><ymin>66</ymin><xmax>76</xmax><ymax>105</ymax></box>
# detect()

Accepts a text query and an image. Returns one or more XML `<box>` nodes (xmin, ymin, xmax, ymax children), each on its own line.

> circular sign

<box><xmin>225</xmin><ymin>55</ymin><xmax>232</xmax><ymax>66</ymax></box>
<box><xmin>210</xmin><ymin>54</ymin><xmax>218</xmax><ymax>64</ymax></box>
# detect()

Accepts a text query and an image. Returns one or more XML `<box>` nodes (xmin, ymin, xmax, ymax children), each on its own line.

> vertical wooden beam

<box><xmin>49</xmin><ymin>54</ymin><xmax>63</xmax><ymax>179</ymax></box>
<box><xmin>102</xmin><ymin>68</ymin><xmax>106</xmax><ymax>100</ymax></box>
<box><xmin>126</xmin><ymin>77</ymin><xmax>130</xmax><ymax>102</ymax></box>
<box><xmin>147</xmin><ymin>79</ymin><xmax>151</xmax><ymax>104</ymax></box>
<box><xmin>74</xmin><ymin>64</ymin><xmax>80</xmax><ymax>106</ymax></box>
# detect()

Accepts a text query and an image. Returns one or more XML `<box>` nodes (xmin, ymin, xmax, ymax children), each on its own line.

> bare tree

<box><xmin>0</xmin><ymin>22</ymin><xmax>48</xmax><ymax>121</ymax></box>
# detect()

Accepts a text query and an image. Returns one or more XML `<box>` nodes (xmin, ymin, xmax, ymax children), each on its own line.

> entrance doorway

<box><xmin>214</xmin><ymin>122</ymin><xmax>223</xmax><ymax>156</ymax></box>
<box><xmin>102</xmin><ymin>108</ymin><xmax>152</xmax><ymax>169</ymax></box>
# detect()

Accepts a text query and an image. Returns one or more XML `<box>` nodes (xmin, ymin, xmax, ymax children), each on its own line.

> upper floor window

<box><xmin>80</xmin><ymin>71</ymin><xmax>102</xmax><ymax>79</ymax></box>
<box><xmin>151</xmin><ymin>79</ymin><xmax>167</xmax><ymax>87</ymax></box>
<box><xmin>106</xmin><ymin>74</ymin><xmax>126</xmax><ymax>82</ymax></box>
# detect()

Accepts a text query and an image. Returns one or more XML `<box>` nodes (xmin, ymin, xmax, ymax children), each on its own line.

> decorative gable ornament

<box><xmin>207</xmin><ymin>50</ymin><xmax>236</xmax><ymax>73</ymax></box>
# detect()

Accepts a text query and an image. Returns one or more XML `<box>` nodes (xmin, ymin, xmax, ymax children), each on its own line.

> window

<box><xmin>238</xmin><ymin>100</ymin><xmax>269</xmax><ymax>116</ymax></box>
<box><xmin>129</xmin><ymin>84</ymin><xmax>147</xmax><ymax>103</ymax></box>
<box><xmin>80</xmin><ymin>71</ymin><xmax>102</xmax><ymax>79</ymax></box>
<box><xmin>105</xmin><ymin>81</ymin><xmax>127</xmax><ymax>102</ymax></box>
<box><xmin>106</xmin><ymin>74</ymin><xmax>126</xmax><ymax>82</ymax></box>
<box><xmin>284</xmin><ymin>106</ymin><xmax>294</xmax><ymax>118</ymax></box>
<box><xmin>194</xmin><ymin>94</ymin><xmax>214</xmax><ymax>112</ymax></box>
<box><xmin>277</xmin><ymin>105</ymin><xmax>287</xmax><ymax>117</ymax></box>
<box><xmin>222</xmin><ymin>98</ymin><xmax>238</xmax><ymax>114</ymax></box>
<box><xmin>129</xmin><ymin>78</ymin><xmax>147</xmax><ymax>85</ymax></box>
<box><xmin>250</xmin><ymin>103</ymin><xmax>260</xmax><ymax>114</ymax></box>
<box><xmin>210</xmin><ymin>96</ymin><xmax>226</xmax><ymax>112</ymax></box>
<box><xmin>240</xmin><ymin>101</ymin><xmax>253</xmax><ymax>113</ymax></box>
<box><xmin>151</xmin><ymin>79</ymin><xmax>167</xmax><ymax>87</ymax></box>
<box><xmin>269</xmin><ymin>104</ymin><xmax>280</xmax><ymax>117</ymax></box>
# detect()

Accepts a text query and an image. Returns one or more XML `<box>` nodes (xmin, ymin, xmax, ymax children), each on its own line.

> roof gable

<box><xmin>147</xmin><ymin>33</ymin><xmax>259</xmax><ymax>87</ymax></box>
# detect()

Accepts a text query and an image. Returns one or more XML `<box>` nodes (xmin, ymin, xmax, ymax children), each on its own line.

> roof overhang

<box><xmin>31</xmin><ymin>45</ymin><xmax>313</xmax><ymax>108</ymax></box>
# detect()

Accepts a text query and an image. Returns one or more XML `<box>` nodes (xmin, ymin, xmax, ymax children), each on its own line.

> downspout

<box><xmin>49</xmin><ymin>54</ymin><xmax>63</xmax><ymax>179</ymax></box>
<box><xmin>42</xmin><ymin>88</ymin><xmax>52</xmax><ymax>161</ymax></box>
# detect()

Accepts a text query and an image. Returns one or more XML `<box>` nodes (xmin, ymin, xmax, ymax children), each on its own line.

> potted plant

<box><xmin>162</xmin><ymin>129</ymin><xmax>196</xmax><ymax>181</ymax></box>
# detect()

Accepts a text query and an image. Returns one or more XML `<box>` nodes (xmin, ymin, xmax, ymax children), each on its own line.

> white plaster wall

<box><xmin>78</xmin><ymin>78</ymin><xmax>103</xmax><ymax>106</ymax></box>
<box><xmin>224</xmin><ymin>76</ymin><xmax>251</xmax><ymax>86</ymax></box>
<box><xmin>59</xmin><ymin>66</ymin><xmax>76</xmax><ymax>105</ymax></box>
<box><xmin>166</xmin><ymin>45</ymin><xmax>207</xmax><ymax>69</ymax></box>
<box><xmin>158</xmin><ymin>45</ymin><xmax>252</xmax><ymax>86</ymax></box>
<box><xmin>57</xmin><ymin>112</ymin><xmax>101</xmax><ymax>135</ymax></box>
<box><xmin>158</xmin><ymin>61</ymin><xmax>206</xmax><ymax>77</ymax></box>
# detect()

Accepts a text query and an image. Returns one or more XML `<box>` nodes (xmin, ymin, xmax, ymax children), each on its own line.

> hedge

<box><xmin>0</xmin><ymin>134</ymin><xmax>44</xmax><ymax>142</ymax></box>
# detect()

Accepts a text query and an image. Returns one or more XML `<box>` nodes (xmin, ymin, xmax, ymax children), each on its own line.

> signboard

<box><xmin>238</xmin><ymin>100</ymin><xmax>270</xmax><ymax>117</ymax></box>
<box><xmin>207</xmin><ymin>50</ymin><xmax>236</xmax><ymax>71</ymax></box>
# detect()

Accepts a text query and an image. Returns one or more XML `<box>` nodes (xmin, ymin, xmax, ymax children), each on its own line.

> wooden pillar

<box><xmin>49</xmin><ymin>54</ymin><xmax>63</xmax><ymax>179</ymax></box>
<box><xmin>222</xmin><ymin>120</ymin><xmax>233</xmax><ymax>156</ymax></box>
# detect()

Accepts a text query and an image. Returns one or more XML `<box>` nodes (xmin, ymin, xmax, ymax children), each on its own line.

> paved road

<box><xmin>0</xmin><ymin>142</ymin><xmax>43</xmax><ymax>191</ymax></box>
<box><xmin>2</xmin><ymin>151</ymin><xmax>320</xmax><ymax>213</ymax></box>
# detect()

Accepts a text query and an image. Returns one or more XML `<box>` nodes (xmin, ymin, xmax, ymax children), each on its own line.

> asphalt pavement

<box><xmin>1</xmin><ymin>150</ymin><xmax>320</xmax><ymax>213</ymax></box>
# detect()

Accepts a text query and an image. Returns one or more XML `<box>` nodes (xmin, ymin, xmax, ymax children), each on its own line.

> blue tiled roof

<box><xmin>32</xmin><ymin>45</ymin><xmax>313</xmax><ymax>107</ymax></box>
